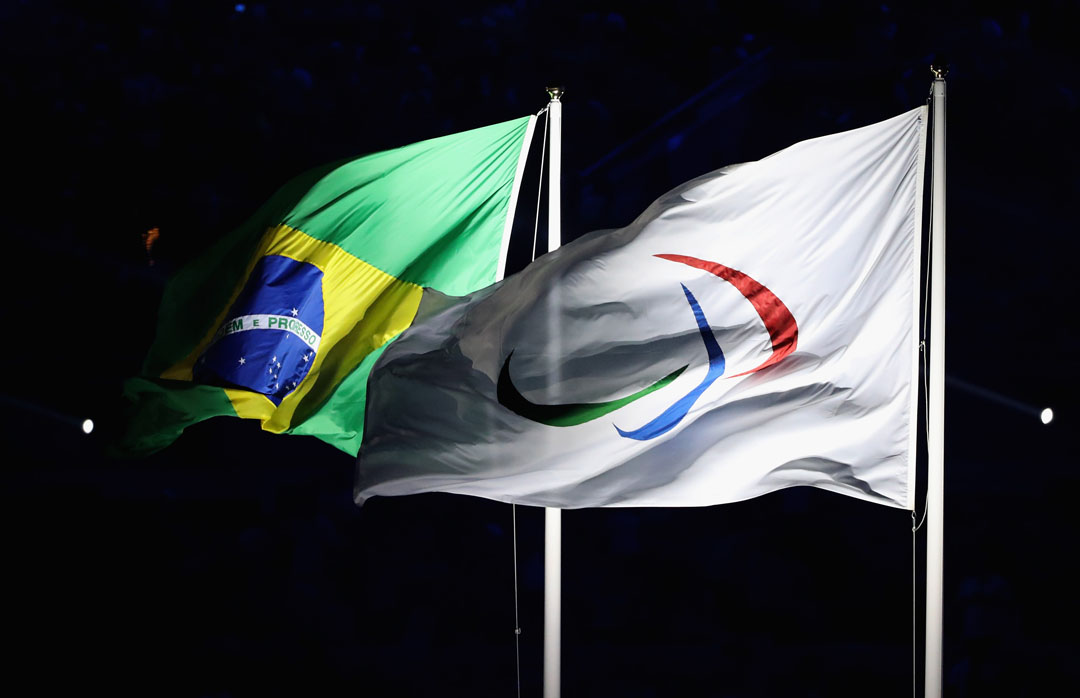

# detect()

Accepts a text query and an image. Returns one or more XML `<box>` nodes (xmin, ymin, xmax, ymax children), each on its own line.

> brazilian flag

<box><xmin>123</xmin><ymin>116</ymin><xmax>536</xmax><ymax>455</ymax></box>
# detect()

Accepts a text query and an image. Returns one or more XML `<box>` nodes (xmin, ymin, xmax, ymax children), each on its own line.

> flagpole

<box><xmin>925</xmin><ymin>65</ymin><xmax>947</xmax><ymax>698</ymax></box>
<box><xmin>543</xmin><ymin>85</ymin><xmax>564</xmax><ymax>698</ymax></box>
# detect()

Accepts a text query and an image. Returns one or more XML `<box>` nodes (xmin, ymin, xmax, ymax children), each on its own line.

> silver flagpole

<box><xmin>543</xmin><ymin>85</ymin><xmax>564</xmax><ymax>698</ymax></box>
<box><xmin>925</xmin><ymin>65</ymin><xmax>947</xmax><ymax>698</ymax></box>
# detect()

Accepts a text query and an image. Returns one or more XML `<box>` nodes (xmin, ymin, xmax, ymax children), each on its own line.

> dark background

<box><xmin>3</xmin><ymin>1</ymin><xmax>1077</xmax><ymax>696</ymax></box>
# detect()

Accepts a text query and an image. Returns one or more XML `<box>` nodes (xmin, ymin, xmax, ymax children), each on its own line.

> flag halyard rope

<box><xmin>512</xmin><ymin>104</ymin><xmax>550</xmax><ymax>698</ymax></box>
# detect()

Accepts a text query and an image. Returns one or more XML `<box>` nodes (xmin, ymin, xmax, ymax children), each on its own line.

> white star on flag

<box><xmin>302</xmin><ymin>353</ymin><xmax>310</xmax><ymax>362</ymax></box>
<box><xmin>238</xmin><ymin>357</ymin><xmax>246</xmax><ymax>366</ymax></box>
<box><xmin>291</xmin><ymin>308</ymin><xmax>298</xmax><ymax>316</ymax></box>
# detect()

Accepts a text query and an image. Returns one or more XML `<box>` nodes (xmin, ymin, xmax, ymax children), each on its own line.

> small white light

<box><xmin>1040</xmin><ymin>408</ymin><xmax>1053</xmax><ymax>425</ymax></box>
<box><xmin>82</xmin><ymin>419</ymin><xmax>94</xmax><ymax>434</ymax></box>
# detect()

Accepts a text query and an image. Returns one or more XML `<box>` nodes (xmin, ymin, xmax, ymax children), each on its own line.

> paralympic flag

<box><xmin>122</xmin><ymin>116</ymin><xmax>536</xmax><ymax>456</ymax></box>
<box><xmin>356</xmin><ymin>107</ymin><xmax>927</xmax><ymax>509</ymax></box>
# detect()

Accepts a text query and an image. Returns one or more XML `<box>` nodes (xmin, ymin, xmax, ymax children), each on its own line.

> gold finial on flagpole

<box><xmin>930</xmin><ymin>63</ymin><xmax>949</xmax><ymax>80</ymax></box>
<box><xmin>546</xmin><ymin>86</ymin><xmax>564</xmax><ymax>102</ymax></box>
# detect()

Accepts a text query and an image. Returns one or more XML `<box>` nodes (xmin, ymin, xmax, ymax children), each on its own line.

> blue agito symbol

<box><xmin>194</xmin><ymin>255</ymin><xmax>325</xmax><ymax>405</ymax></box>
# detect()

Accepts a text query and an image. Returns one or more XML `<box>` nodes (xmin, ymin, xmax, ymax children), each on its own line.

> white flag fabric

<box><xmin>356</xmin><ymin>107</ymin><xmax>926</xmax><ymax>510</ymax></box>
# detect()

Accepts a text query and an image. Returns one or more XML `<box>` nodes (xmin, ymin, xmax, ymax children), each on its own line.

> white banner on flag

<box><xmin>357</xmin><ymin>107</ymin><xmax>927</xmax><ymax>510</ymax></box>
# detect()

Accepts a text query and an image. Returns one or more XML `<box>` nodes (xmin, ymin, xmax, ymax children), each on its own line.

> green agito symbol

<box><xmin>497</xmin><ymin>353</ymin><xmax>687</xmax><ymax>427</ymax></box>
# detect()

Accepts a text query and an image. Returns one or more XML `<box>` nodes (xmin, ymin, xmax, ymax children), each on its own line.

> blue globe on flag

<box><xmin>194</xmin><ymin>255</ymin><xmax>325</xmax><ymax>405</ymax></box>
